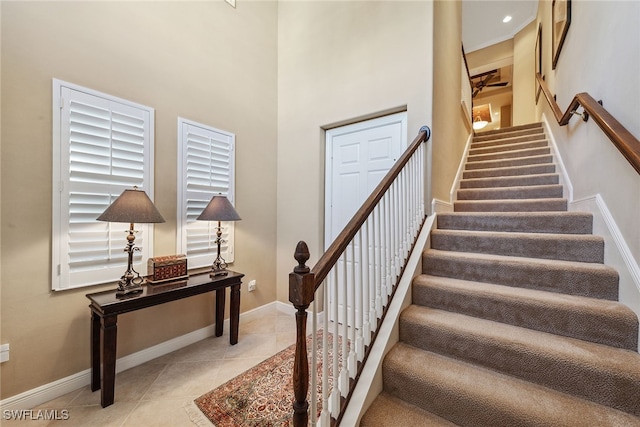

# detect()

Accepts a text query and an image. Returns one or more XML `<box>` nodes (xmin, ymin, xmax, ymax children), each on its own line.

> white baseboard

<box><xmin>0</xmin><ymin>302</ymin><xmax>280</xmax><ymax>411</ymax></box>
<box><xmin>432</xmin><ymin>198</ymin><xmax>453</xmax><ymax>214</ymax></box>
<box><xmin>449</xmin><ymin>133</ymin><xmax>474</xmax><ymax>204</ymax></box>
<box><xmin>541</xmin><ymin>113</ymin><xmax>574</xmax><ymax>202</ymax></box>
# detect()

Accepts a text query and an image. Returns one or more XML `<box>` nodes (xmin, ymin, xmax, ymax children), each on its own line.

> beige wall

<box><xmin>512</xmin><ymin>20</ymin><xmax>536</xmax><ymax>125</ymax></box>
<box><xmin>432</xmin><ymin>0</ymin><xmax>469</xmax><ymax>204</ymax></box>
<box><xmin>534</xmin><ymin>1</ymin><xmax>640</xmax><ymax>315</ymax></box>
<box><xmin>0</xmin><ymin>1</ymin><xmax>278</xmax><ymax>399</ymax></box>
<box><xmin>276</xmin><ymin>1</ymin><xmax>434</xmax><ymax>301</ymax></box>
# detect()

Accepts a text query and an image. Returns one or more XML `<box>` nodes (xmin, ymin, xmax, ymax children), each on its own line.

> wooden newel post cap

<box><xmin>293</xmin><ymin>241</ymin><xmax>310</xmax><ymax>274</ymax></box>
<box><xmin>289</xmin><ymin>241</ymin><xmax>315</xmax><ymax>307</ymax></box>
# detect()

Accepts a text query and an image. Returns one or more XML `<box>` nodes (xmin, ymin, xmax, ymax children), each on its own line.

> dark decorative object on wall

<box><xmin>535</xmin><ymin>23</ymin><xmax>543</xmax><ymax>103</ymax></box>
<box><xmin>552</xmin><ymin>0</ymin><xmax>571</xmax><ymax>70</ymax></box>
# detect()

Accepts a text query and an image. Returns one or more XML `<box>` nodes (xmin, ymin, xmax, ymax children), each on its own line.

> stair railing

<box><xmin>535</xmin><ymin>73</ymin><xmax>640</xmax><ymax>175</ymax></box>
<box><xmin>289</xmin><ymin>125</ymin><xmax>431</xmax><ymax>426</ymax></box>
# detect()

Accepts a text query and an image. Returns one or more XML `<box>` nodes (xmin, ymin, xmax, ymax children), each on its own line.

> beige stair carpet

<box><xmin>361</xmin><ymin>123</ymin><xmax>640</xmax><ymax>426</ymax></box>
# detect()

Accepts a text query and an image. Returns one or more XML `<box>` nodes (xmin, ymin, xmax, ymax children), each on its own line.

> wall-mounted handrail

<box><xmin>289</xmin><ymin>125</ymin><xmax>431</xmax><ymax>426</ymax></box>
<box><xmin>536</xmin><ymin>73</ymin><xmax>640</xmax><ymax>175</ymax></box>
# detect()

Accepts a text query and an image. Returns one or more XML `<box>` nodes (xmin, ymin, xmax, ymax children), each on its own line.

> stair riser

<box><xmin>465</xmin><ymin>155</ymin><xmax>553</xmax><ymax>170</ymax></box>
<box><xmin>469</xmin><ymin>139</ymin><xmax>548</xmax><ymax>156</ymax></box>
<box><xmin>399</xmin><ymin>314</ymin><xmax>640</xmax><ymax>415</ymax></box>
<box><xmin>454</xmin><ymin>199</ymin><xmax>568</xmax><ymax>212</ymax></box>
<box><xmin>436</xmin><ymin>213</ymin><xmax>593</xmax><ymax>234</ymax></box>
<box><xmin>460</xmin><ymin>174</ymin><xmax>559</xmax><ymax>189</ymax></box>
<box><xmin>468</xmin><ymin>147</ymin><xmax>550</xmax><ymax>163</ymax></box>
<box><xmin>463</xmin><ymin>164</ymin><xmax>556</xmax><ymax>179</ymax></box>
<box><xmin>412</xmin><ymin>278</ymin><xmax>638</xmax><ymax>350</ymax></box>
<box><xmin>430</xmin><ymin>232</ymin><xmax>604</xmax><ymax>263</ymax></box>
<box><xmin>422</xmin><ymin>252</ymin><xmax>619</xmax><ymax>300</ymax></box>
<box><xmin>457</xmin><ymin>185</ymin><xmax>563</xmax><ymax>201</ymax></box>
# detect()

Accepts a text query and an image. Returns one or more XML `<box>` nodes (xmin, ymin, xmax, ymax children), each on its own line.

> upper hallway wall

<box><xmin>535</xmin><ymin>0</ymin><xmax>640</xmax><ymax>307</ymax></box>
<box><xmin>432</xmin><ymin>0</ymin><xmax>469</xmax><ymax>206</ymax></box>
<box><xmin>276</xmin><ymin>1</ymin><xmax>434</xmax><ymax>302</ymax></box>
<box><xmin>0</xmin><ymin>1</ymin><xmax>278</xmax><ymax>399</ymax></box>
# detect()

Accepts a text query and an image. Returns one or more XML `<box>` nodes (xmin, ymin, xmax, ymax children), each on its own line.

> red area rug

<box><xmin>194</xmin><ymin>332</ymin><xmax>340</xmax><ymax>426</ymax></box>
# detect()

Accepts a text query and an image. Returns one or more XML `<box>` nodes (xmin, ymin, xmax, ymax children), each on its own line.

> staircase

<box><xmin>360</xmin><ymin>123</ymin><xmax>640</xmax><ymax>426</ymax></box>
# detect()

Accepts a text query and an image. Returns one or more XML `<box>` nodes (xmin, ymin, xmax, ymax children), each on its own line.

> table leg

<box><xmin>100</xmin><ymin>315</ymin><xmax>117</xmax><ymax>408</ymax></box>
<box><xmin>90</xmin><ymin>310</ymin><xmax>101</xmax><ymax>392</ymax></box>
<box><xmin>215</xmin><ymin>288</ymin><xmax>225</xmax><ymax>337</ymax></box>
<box><xmin>230</xmin><ymin>283</ymin><xmax>241</xmax><ymax>345</ymax></box>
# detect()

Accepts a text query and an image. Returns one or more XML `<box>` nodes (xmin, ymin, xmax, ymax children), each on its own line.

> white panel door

<box><xmin>325</xmin><ymin>112</ymin><xmax>407</xmax><ymax>325</ymax></box>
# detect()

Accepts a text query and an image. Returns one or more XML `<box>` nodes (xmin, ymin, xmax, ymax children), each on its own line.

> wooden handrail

<box><xmin>310</xmin><ymin>126</ymin><xmax>431</xmax><ymax>288</ymax></box>
<box><xmin>288</xmin><ymin>125</ymin><xmax>431</xmax><ymax>426</ymax></box>
<box><xmin>536</xmin><ymin>73</ymin><xmax>640</xmax><ymax>175</ymax></box>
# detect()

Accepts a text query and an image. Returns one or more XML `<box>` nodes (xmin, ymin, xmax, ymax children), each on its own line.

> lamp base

<box><xmin>210</xmin><ymin>269</ymin><xmax>229</xmax><ymax>278</ymax></box>
<box><xmin>116</xmin><ymin>285</ymin><xmax>143</xmax><ymax>297</ymax></box>
<box><xmin>115</xmin><ymin>270</ymin><xmax>145</xmax><ymax>297</ymax></box>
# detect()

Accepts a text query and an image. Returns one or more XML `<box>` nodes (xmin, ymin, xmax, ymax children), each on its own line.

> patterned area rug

<box><xmin>195</xmin><ymin>332</ymin><xmax>340</xmax><ymax>426</ymax></box>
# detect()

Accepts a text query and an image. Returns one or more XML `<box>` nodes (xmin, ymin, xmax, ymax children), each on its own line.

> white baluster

<box><xmin>329</xmin><ymin>267</ymin><xmax>340</xmax><ymax>418</ymax></box>
<box><xmin>311</xmin><ymin>298</ymin><xmax>318</xmax><ymax>425</ymax></box>
<box><xmin>318</xmin><ymin>281</ymin><xmax>329</xmax><ymax>427</ymax></box>
<box><xmin>339</xmin><ymin>254</ymin><xmax>349</xmax><ymax>397</ymax></box>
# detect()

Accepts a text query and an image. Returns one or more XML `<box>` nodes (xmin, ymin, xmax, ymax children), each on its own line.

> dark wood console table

<box><xmin>86</xmin><ymin>271</ymin><xmax>243</xmax><ymax>408</ymax></box>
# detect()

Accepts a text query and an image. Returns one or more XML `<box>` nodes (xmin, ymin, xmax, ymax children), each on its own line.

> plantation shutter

<box><xmin>177</xmin><ymin>119</ymin><xmax>235</xmax><ymax>269</ymax></box>
<box><xmin>52</xmin><ymin>82</ymin><xmax>154</xmax><ymax>290</ymax></box>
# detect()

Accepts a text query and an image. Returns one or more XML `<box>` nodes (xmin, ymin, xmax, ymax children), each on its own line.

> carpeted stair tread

<box><xmin>465</xmin><ymin>153</ymin><xmax>553</xmax><ymax>170</ymax></box>
<box><xmin>399</xmin><ymin>306</ymin><xmax>640</xmax><ymax>415</ymax></box>
<box><xmin>471</xmin><ymin>133</ymin><xmax>546</xmax><ymax>147</ymax></box>
<box><xmin>411</xmin><ymin>274</ymin><xmax>638</xmax><ymax>349</ymax></box>
<box><xmin>382</xmin><ymin>343</ymin><xmax>640</xmax><ymax>427</ymax></box>
<box><xmin>360</xmin><ymin>392</ymin><xmax>458</xmax><ymax>427</ymax></box>
<box><xmin>436</xmin><ymin>211</ymin><xmax>593</xmax><ymax>234</ymax></box>
<box><xmin>474</xmin><ymin>123</ymin><xmax>543</xmax><ymax>140</ymax></box>
<box><xmin>454</xmin><ymin>197</ymin><xmax>567</xmax><ymax>212</ymax></box>
<box><xmin>459</xmin><ymin>172</ymin><xmax>559</xmax><ymax>189</ymax></box>
<box><xmin>430</xmin><ymin>229</ymin><xmax>604</xmax><ymax>263</ymax></box>
<box><xmin>422</xmin><ymin>249</ymin><xmax>619</xmax><ymax>299</ymax></box>
<box><xmin>462</xmin><ymin>163</ymin><xmax>556</xmax><ymax>179</ymax></box>
<box><xmin>456</xmin><ymin>184</ymin><xmax>563</xmax><ymax>200</ymax></box>
<box><xmin>469</xmin><ymin>139</ymin><xmax>548</xmax><ymax>156</ymax></box>
<box><xmin>467</xmin><ymin>146</ymin><xmax>550</xmax><ymax>163</ymax></box>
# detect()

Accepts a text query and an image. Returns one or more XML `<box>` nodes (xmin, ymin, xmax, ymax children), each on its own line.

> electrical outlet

<box><xmin>0</xmin><ymin>343</ymin><xmax>9</xmax><ymax>363</ymax></box>
<box><xmin>248</xmin><ymin>280</ymin><xmax>256</xmax><ymax>292</ymax></box>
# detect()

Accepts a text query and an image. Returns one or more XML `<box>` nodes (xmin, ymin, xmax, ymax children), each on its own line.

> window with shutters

<box><xmin>177</xmin><ymin>118</ymin><xmax>236</xmax><ymax>269</ymax></box>
<box><xmin>52</xmin><ymin>80</ymin><xmax>155</xmax><ymax>291</ymax></box>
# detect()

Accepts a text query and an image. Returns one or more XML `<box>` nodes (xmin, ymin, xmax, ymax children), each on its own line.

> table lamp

<box><xmin>196</xmin><ymin>195</ymin><xmax>241</xmax><ymax>277</ymax></box>
<box><xmin>97</xmin><ymin>187</ymin><xmax>165</xmax><ymax>296</ymax></box>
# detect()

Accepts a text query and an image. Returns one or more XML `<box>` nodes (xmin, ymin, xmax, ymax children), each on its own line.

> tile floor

<box><xmin>2</xmin><ymin>305</ymin><xmax>299</xmax><ymax>427</ymax></box>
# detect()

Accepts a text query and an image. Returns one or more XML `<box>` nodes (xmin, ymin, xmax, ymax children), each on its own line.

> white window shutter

<box><xmin>52</xmin><ymin>81</ymin><xmax>154</xmax><ymax>290</ymax></box>
<box><xmin>177</xmin><ymin>119</ymin><xmax>235</xmax><ymax>269</ymax></box>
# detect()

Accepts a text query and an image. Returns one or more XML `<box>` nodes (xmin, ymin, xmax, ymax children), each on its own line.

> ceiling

<box><xmin>463</xmin><ymin>1</ymin><xmax>538</xmax><ymax>131</ymax></box>
<box><xmin>462</xmin><ymin>0</ymin><xmax>538</xmax><ymax>53</ymax></box>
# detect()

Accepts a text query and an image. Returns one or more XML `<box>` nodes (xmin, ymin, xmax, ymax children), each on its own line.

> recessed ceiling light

<box><xmin>503</xmin><ymin>15</ymin><xmax>512</xmax><ymax>23</ymax></box>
